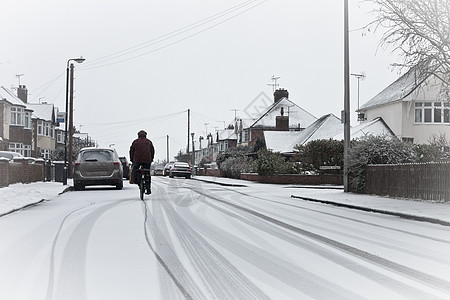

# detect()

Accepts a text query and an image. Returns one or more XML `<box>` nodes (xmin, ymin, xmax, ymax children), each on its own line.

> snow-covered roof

<box><xmin>249</xmin><ymin>98</ymin><xmax>317</xmax><ymax>130</ymax></box>
<box><xmin>265</xmin><ymin>115</ymin><xmax>394</xmax><ymax>153</ymax></box>
<box><xmin>359</xmin><ymin>66</ymin><xmax>430</xmax><ymax>111</ymax></box>
<box><xmin>0</xmin><ymin>86</ymin><xmax>28</xmax><ymax>107</ymax></box>
<box><xmin>27</xmin><ymin>103</ymin><xmax>55</xmax><ymax>122</ymax></box>
<box><xmin>215</xmin><ymin>129</ymin><xmax>237</xmax><ymax>141</ymax></box>
<box><xmin>265</xmin><ymin>114</ymin><xmax>341</xmax><ymax>153</ymax></box>
<box><xmin>332</xmin><ymin>117</ymin><xmax>395</xmax><ymax>140</ymax></box>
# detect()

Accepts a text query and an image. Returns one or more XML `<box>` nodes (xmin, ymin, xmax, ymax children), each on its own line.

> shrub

<box><xmin>348</xmin><ymin>135</ymin><xmax>413</xmax><ymax>193</ymax></box>
<box><xmin>256</xmin><ymin>149</ymin><xmax>296</xmax><ymax>176</ymax></box>
<box><xmin>293</xmin><ymin>139</ymin><xmax>344</xmax><ymax>172</ymax></box>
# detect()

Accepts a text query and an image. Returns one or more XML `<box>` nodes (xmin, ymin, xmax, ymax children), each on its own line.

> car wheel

<box><xmin>185</xmin><ymin>175</ymin><xmax>191</xmax><ymax>179</ymax></box>
<box><xmin>169</xmin><ymin>173</ymin><xmax>174</xmax><ymax>178</ymax></box>
<box><xmin>116</xmin><ymin>181</ymin><xmax>123</xmax><ymax>190</ymax></box>
<box><xmin>74</xmin><ymin>183</ymin><xmax>84</xmax><ymax>191</ymax></box>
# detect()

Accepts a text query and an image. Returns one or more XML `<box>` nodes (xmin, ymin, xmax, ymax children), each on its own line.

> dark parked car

<box><xmin>73</xmin><ymin>147</ymin><xmax>123</xmax><ymax>190</ymax></box>
<box><xmin>169</xmin><ymin>162</ymin><xmax>191</xmax><ymax>179</ymax></box>
<box><xmin>119</xmin><ymin>156</ymin><xmax>130</xmax><ymax>180</ymax></box>
<box><xmin>163</xmin><ymin>161</ymin><xmax>175</xmax><ymax>176</ymax></box>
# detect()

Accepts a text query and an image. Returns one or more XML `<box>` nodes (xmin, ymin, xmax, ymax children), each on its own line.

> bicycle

<box><xmin>137</xmin><ymin>167</ymin><xmax>151</xmax><ymax>200</ymax></box>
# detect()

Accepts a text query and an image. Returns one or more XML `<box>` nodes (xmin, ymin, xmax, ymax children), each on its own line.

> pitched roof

<box><xmin>215</xmin><ymin>129</ymin><xmax>237</xmax><ymax>141</ymax></box>
<box><xmin>249</xmin><ymin>97</ymin><xmax>317</xmax><ymax>129</ymax></box>
<box><xmin>0</xmin><ymin>86</ymin><xmax>28</xmax><ymax>107</ymax></box>
<box><xmin>264</xmin><ymin>114</ymin><xmax>341</xmax><ymax>153</ymax></box>
<box><xmin>27</xmin><ymin>103</ymin><xmax>55</xmax><ymax>122</ymax></box>
<box><xmin>332</xmin><ymin>117</ymin><xmax>395</xmax><ymax>140</ymax></box>
<box><xmin>359</xmin><ymin>66</ymin><xmax>431</xmax><ymax>111</ymax></box>
<box><xmin>265</xmin><ymin>115</ymin><xmax>395</xmax><ymax>153</ymax></box>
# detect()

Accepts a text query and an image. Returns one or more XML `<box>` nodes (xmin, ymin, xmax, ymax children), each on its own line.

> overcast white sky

<box><xmin>1</xmin><ymin>0</ymin><xmax>402</xmax><ymax>162</ymax></box>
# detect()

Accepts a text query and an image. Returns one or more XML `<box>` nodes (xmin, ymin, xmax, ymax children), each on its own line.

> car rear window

<box><xmin>81</xmin><ymin>150</ymin><xmax>113</xmax><ymax>162</ymax></box>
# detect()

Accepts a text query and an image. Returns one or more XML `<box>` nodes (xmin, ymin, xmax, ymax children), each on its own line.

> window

<box><xmin>415</xmin><ymin>101</ymin><xmax>450</xmax><ymax>124</ymax></box>
<box><xmin>38</xmin><ymin>121</ymin><xmax>43</xmax><ymax>135</ymax></box>
<box><xmin>24</xmin><ymin>112</ymin><xmax>31</xmax><ymax>129</ymax></box>
<box><xmin>57</xmin><ymin>131</ymin><xmax>65</xmax><ymax>143</ymax></box>
<box><xmin>11</xmin><ymin>107</ymin><xmax>24</xmax><ymax>126</ymax></box>
<box><xmin>9</xmin><ymin>143</ymin><xmax>24</xmax><ymax>155</ymax></box>
<box><xmin>44</xmin><ymin>122</ymin><xmax>50</xmax><ymax>136</ymax></box>
<box><xmin>24</xmin><ymin>145</ymin><xmax>31</xmax><ymax>157</ymax></box>
<box><xmin>243</xmin><ymin>130</ymin><xmax>249</xmax><ymax>142</ymax></box>
<box><xmin>40</xmin><ymin>149</ymin><xmax>51</xmax><ymax>159</ymax></box>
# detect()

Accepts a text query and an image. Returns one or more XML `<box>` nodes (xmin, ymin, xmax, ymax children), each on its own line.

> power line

<box><xmin>79</xmin><ymin>0</ymin><xmax>269</xmax><ymax>71</ymax></box>
<box><xmin>81</xmin><ymin>0</ymin><xmax>260</xmax><ymax>69</ymax></box>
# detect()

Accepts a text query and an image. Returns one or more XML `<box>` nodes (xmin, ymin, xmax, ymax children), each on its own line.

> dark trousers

<box><xmin>132</xmin><ymin>162</ymin><xmax>151</xmax><ymax>189</ymax></box>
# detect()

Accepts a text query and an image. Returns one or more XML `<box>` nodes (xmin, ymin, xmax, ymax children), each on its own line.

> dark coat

<box><xmin>129</xmin><ymin>137</ymin><xmax>155</xmax><ymax>163</ymax></box>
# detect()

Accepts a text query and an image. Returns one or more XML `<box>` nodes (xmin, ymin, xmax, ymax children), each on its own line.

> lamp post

<box><xmin>63</xmin><ymin>57</ymin><xmax>85</xmax><ymax>185</ymax></box>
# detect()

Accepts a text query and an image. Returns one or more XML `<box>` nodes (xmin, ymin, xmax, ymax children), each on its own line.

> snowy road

<box><xmin>0</xmin><ymin>177</ymin><xmax>449</xmax><ymax>300</ymax></box>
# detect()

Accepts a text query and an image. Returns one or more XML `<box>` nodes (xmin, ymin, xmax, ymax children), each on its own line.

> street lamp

<box><xmin>63</xmin><ymin>57</ymin><xmax>85</xmax><ymax>185</ymax></box>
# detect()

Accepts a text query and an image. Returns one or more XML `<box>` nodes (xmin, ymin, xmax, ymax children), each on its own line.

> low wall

<box><xmin>240</xmin><ymin>173</ymin><xmax>343</xmax><ymax>185</ymax></box>
<box><xmin>0</xmin><ymin>158</ymin><xmax>47</xmax><ymax>187</ymax></box>
<box><xmin>196</xmin><ymin>168</ymin><xmax>223</xmax><ymax>177</ymax></box>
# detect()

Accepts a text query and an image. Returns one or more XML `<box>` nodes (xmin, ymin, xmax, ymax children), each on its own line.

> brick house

<box><xmin>0</xmin><ymin>86</ymin><xmax>33</xmax><ymax>156</ymax></box>
<box><xmin>236</xmin><ymin>89</ymin><xmax>317</xmax><ymax>148</ymax></box>
<box><xmin>27</xmin><ymin>102</ymin><xmax>58</xmax><ymax>159</ymax></box>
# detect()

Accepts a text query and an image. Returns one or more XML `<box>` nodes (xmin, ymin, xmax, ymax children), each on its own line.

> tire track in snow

<box><xmin>140</xmin><ymin>191</ymin><xmax>201</xmax><ymax>300</ymax></box>
<box><xmin>52</xmin><ymin>199</ymin><xmax>132</xmax><ymax>300</ymax></box>
<box><xmin>189</xmin><ymin>185</ymin><xmax>450</xmax><ymax>298</ymax></box>
<box><xmin>155</xmin><ymin>188</ymin><xmax>271</xmax><ymax>300</ymax></box>
<box><xmin>46</xmin><ymin>201</ymin><xmax>95</xmax><ymax>300</ymax></box>
<box><xmin>227</xmin><ymin>187</ymin><xmax>450</xmax><ymax>244</ymax></box>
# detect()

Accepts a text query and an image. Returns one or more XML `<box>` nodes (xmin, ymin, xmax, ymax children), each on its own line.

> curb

<box><xmin>192</xmin><ymin>177</ymin><xmax>247</xmax><ymax>187</ymax></box>
<box><xmin>0</xmin><ymin>199</ymin><xmax>46</xmax><ymax>218</ymax></box>
<box><xmin>291</xmin><ymin>195</ymin><xmax>450</xmax><ymax>227</ymax></box>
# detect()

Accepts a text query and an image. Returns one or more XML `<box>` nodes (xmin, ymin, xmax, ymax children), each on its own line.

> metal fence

<box><xmin>365</xmin><ymin>162</ymin><xmax>450</xmax><ymax>201</ymax></box>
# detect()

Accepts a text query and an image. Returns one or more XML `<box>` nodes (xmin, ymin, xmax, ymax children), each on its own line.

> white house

<box><xmin>357</xmin><ymin>66</ymin><xmax>450</xmax><ymax>144</ymax></box>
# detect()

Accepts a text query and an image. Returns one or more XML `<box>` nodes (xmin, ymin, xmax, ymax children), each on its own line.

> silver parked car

<box><xmin>73</xmin><ymin>147</ymin><xmax>123</xmax><ymax>190</ymax></box>
<box><xmin>169</xmin><ymin>162</ymin><xmax>191</xmax><ymax>179</ymax></box>
<box><xmin>0</xmin><ymin>150</ymin><xmax>23</xmax><ymax>161</ymax></box>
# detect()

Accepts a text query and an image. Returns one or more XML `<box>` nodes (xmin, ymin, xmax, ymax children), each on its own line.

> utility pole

<box><xmin>166</xmin><ymin>135</ymin><xmax>169</xmax><ymax>163</ymax></box>
<box><xmin>191</xmin><ymin>132</ymin><xmax>195</xmax><ymax>176</ymax></box>
<box><xmin>187</xmin><ymin>109</ymin><xmax>190</xmax><ymax>154</ymax></box>
<box><xmin>68</xmin><ymin>63</ymin><xmax>75</xmax><ymax>178</ymax></box>
<box><xmin>343</xmin><ymin>0</ymin><xmax>351</xmax><ymax>192</ymax></box>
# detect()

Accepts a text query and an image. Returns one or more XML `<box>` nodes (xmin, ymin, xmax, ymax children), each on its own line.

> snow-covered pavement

<box><xmin>1</xmin><ymin>176</ymin><xmax>449</xmax><ymax>223</ymax></box>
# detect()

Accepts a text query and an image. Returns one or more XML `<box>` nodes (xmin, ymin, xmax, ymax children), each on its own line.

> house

<box><xmin>357</xmin><ymin>65</ymin><xmax>450</xmax><ymax>144</ymax></box>
<box><xmin>27</xmin><ymin>102</ymin><xmax>58</xmax><ymax>159</ymax></box>
<box><xmin>264</xmin><ymin>113</ymin><xmax>395</xmax><ymax>154</ymax></box>
<box><xmin>0</xmin><ymin>86</ymin><xmax>33</xmax><ymax>156</ymax></box>
<box><xmin>236</xmin><ymin>89</ymin><xmax>317</xmax><ymax>147</ymax></box>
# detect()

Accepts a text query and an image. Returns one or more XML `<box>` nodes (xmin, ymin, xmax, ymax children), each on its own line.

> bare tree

<box><xmin>366</xmin><ymin>0</ymin><xmax>450</xmax><ymax>86</ymax></box>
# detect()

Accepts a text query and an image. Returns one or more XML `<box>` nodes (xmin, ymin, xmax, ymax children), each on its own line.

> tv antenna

<box><xmin>351</xmin><ymin>72</ymin><xmax>366</xmax><ymax>109</ymax></box>
<box><xmin>16</xmin><ymin>74</ymin><xmax>24</xmax><ymax>86</ymax></box>
<box><xmin>267</xmin><ymin>75</ymin><xmax>280</xmax><ymax>92</ymax></box>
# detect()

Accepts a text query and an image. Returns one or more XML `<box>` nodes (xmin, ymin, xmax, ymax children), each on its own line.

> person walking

<box><xmin>129</xmin><ymin>130</ymin><xmax>155</xmax><ymax>194</ymax></box>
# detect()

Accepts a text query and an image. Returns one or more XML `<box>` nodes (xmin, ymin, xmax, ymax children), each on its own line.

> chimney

<box><xmin>273</xmin><ymin>88</ymin><xmax>288</xmax><ymax>103</ymax></box>
<box><xmin>275</xmin><ymin>107</ymin><xmax>289</xmax><ymax>131</ymax></box>
<box><xmin>17</xmin><ymin>85</ymin><xmax>28</xmax><ymax>103</ymax></box>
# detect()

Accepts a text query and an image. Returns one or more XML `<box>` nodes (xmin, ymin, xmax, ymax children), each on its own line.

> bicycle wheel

<box><xmin>139</xmin><ymin>175</ymin><xmax>144</xmax><ymax>200</ymax></box>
